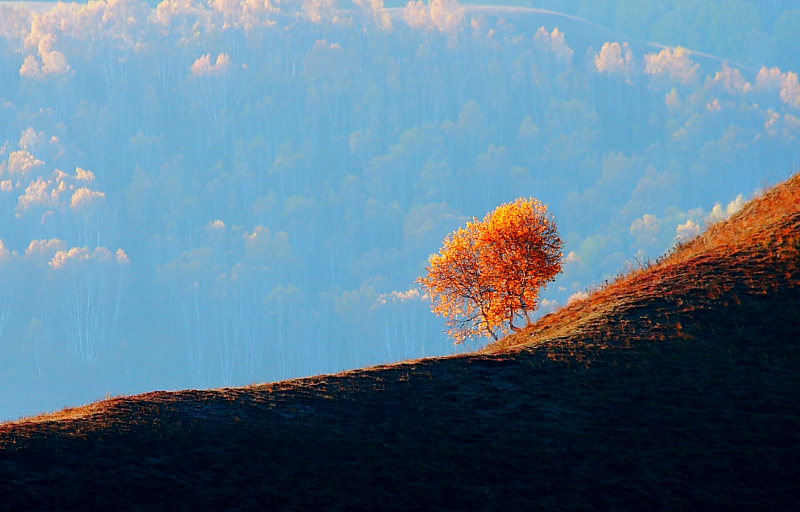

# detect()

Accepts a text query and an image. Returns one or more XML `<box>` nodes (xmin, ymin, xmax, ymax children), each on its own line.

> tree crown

<box><xmin>418</xmin><ymin>197</ymin><xmax>563</xmax><ymax>343</ymax></box>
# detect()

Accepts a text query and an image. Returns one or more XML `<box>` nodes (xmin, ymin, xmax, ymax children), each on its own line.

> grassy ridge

<box><xmin>1</xmin><ymin>174</ymin><xmax>798</xmax><ymax>511</ymax></box>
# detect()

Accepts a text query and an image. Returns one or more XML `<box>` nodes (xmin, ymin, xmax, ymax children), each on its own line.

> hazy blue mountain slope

<box><xmin>0</xmin><ymin>0</ymin><xmax>798</xmax><ymax>419</ymax></box>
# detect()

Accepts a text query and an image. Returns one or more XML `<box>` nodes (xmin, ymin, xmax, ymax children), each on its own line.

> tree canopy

<box><xmin>419</xmin><ymin>198</ymin><xmax>563</xmax><ymax>342</ymax></box>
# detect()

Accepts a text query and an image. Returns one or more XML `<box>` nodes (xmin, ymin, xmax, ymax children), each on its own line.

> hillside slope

<box><xmin>1</xmin><ymin>174</ymin><xmax>799</xmax><ymax>511</ymax></box>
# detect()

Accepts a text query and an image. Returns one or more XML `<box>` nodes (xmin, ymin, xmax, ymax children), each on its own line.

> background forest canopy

<box><xmin>0</xmin><ymin>0</ymin><xmax>798</xmax><ymax>420</ymax></box>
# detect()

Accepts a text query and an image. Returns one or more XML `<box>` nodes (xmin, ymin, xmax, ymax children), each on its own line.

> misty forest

<box><xmin>0</xmin><ymin>0</ymin><xmax>798</xmax><ymax>420</ymax></box>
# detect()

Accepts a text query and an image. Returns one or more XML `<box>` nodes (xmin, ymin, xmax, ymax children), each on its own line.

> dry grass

<box><xmin>487</xmin><ymin>172</ymin><xmax>800</xmax><ymax>355</ymax></box>
<box><xmin>0</xmin><ymin>174</ymin><xmax>798</xmax><ymax>511</ymax></box>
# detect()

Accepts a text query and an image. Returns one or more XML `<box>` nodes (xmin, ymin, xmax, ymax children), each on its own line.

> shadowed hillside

<box><xmin>0</xmin><ymin>174</ymin><xmax>798</xmax><ymax>511</ymax></box>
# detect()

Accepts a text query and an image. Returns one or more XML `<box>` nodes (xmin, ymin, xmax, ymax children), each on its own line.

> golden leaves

<box><xmin>418</xmin><ymin>197</ymin><xmax>563</xmax><ymax>343</ymax></box>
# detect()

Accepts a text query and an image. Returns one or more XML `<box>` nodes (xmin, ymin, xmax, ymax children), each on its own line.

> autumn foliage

<box><xmin>418</xmin><ymin>198</ymin><xmax>563</xmax><ymax>342</ymax></box>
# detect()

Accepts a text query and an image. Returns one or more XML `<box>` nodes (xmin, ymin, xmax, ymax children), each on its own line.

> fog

<box><xmin>0</xmin><ymin>0</ymin><xmax>798</xmax><ymax>420</ymax></box>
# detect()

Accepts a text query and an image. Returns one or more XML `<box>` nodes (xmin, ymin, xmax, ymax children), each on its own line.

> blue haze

<box><xmin>0</xmin><ymin>0</ymin><xmax>798</xmax><ymax>420</ymax></box>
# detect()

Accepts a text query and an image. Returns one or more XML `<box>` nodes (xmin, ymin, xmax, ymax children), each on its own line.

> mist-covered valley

<box><xmin>0</xmin><ymin>0</ymin><xmax>798</xmax><ymax>420</ymax></box>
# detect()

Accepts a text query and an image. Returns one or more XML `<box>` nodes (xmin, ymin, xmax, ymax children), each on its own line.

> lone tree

<box><xmin>418</xmin><ymin>198</ymin><xmax>563</xmax><ymax>342</ymax></box>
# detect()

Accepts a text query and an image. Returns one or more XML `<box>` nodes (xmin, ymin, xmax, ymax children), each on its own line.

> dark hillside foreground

<box><xmin>0</xmin><ymin>174</ymin><xmax>799</xmax><ymax>510</ymax></box>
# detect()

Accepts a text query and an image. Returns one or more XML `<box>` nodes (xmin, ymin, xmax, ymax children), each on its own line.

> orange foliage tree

<box><xmin>418</xmin><ymin>198</ymin><xmax>563</xmax><ymax>342</ymax></box>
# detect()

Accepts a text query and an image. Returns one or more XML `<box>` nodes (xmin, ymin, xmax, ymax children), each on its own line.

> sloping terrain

<box><xmin>0</xmin><ymin>174</ymin><xmax>798</xmax><ymax>511</ymax></box>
